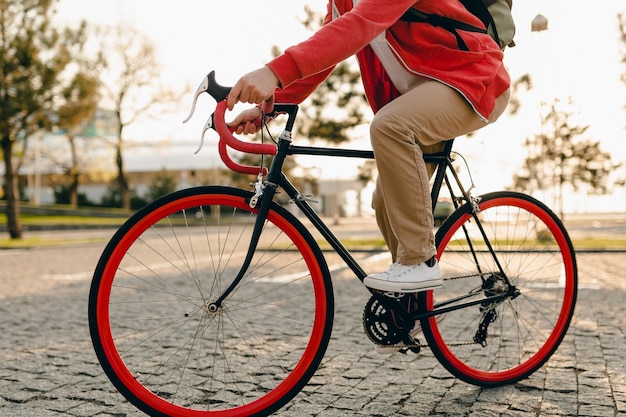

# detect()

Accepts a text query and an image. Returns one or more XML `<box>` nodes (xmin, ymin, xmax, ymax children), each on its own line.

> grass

<box><xmin>0</xmin><ymin>236</ymin><xmax>108</xmax><ymax>249</ymax></box>
<box><xmin>445</xmin><ymin>235</ymin><xmax>626</xmax><ymax>252</ymax></box>
<box><xmin>316</xmin><ymin>237</ymin><xmax>387</xmax><ymax>251</ymax></box>
<box><xmin>570</xmin><ymin>237</ymin><xmax>626</xmax><ymax>250</ymax></box>
<box><xmin>5</xmin><ymin>233</ymin><xmax>623</xmax><ymax>251</ymax></box>
<box><xmin>0</xmin><ymin>214</ymin><xmax>126</xmax><ymax>227</ymax></box>
<box><xmin>1</xmin><ymin>213</ymin><xmax>625</xmax><ymax>251</ymax></box>
<box><xmin>0</xmin><ymin>214</ymin><xmax>123</xmax><ymax>249</ymax></box>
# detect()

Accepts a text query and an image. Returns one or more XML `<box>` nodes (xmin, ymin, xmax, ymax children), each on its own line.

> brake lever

<box><xmin>182</xmin><ymin>74</ymin><xmax>210</xmax><ymax>124</ymax></box>
<box><xmin>195</xmin><ymin>108</ymin><xmax>261</xmax><ymax>155</ymax></box>
<box><xmin>191</xmin><ymin>114</ymin><xmax>212</xmax><ymax>154</ymax></box>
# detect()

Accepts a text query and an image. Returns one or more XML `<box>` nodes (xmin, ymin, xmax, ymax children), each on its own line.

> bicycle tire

<box><xmin>88</xmin><ymin>186</ymin><xmax>334</xmax><ymax>416</ymax></box>
<box><xmin>420</xmin><ymin>191</ymin><xmax>577</xmax><ymax>386</ymax></box>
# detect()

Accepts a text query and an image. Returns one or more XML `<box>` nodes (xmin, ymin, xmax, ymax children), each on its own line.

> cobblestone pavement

<box><xmin>0</xmin><ymin>224</ymin><xmax>625</xmax><ymax>416</ymax></box>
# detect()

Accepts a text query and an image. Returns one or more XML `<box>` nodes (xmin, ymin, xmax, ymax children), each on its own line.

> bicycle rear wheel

<box><xmin>420</xmin><ymin>191</ymin><xmax>577</xmax><ymax>386</ymax></box>
<box><xmin>89</xmin><ymin>186</ymin><xmax>334</xmax><ymax>416</ymax></box>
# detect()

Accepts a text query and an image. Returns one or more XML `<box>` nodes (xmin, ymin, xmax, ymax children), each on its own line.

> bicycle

<box><xmin>88</xmin><ymin>71</ymin><xmax>578</xmax><ymax>417</ymax></box>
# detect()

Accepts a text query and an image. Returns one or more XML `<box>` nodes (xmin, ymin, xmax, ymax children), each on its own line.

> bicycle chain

<box><xmin>362</xmin><ymin>286</ymin><xmax>497</xmax><ymax>351</ymax></box>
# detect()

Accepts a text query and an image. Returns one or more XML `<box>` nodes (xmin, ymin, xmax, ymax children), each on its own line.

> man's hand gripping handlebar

<box><xmin>183</xmin><ymin>71</ymin><xmax>297</xmax><ymax>175</ymax></box>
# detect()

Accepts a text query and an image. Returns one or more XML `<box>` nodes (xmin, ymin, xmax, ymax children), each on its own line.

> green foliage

<box><xmin>357</xmin><ymin>159</ymin><xmax>376</xmax><ymax>185</ymax></box>
<box><xmin>146</xmin><ymin>169</ymin><xmax>178</xmax><ymax>201</ymax></box>
<box><xmin>0</xmin><ymin>0</ymin><xmax>93</xmax><ymax>238</ymax></box>
<box><xmin>507</xmin><ymin>73</ymin><xmax>533</xmax><ymax>116</ymax></box>
<box><xmin>511</xmin><ymin>98</ymin><xmax>619</xmax><ymax>215</ymax></box>
<box><xmin>285</xmin><ymin>6</ymin><xmax>368</xmax><ymax>145</ymax></box>
<box><xmin>102</xmin><ymin>170</ymin><xmax>179</xmax><ymax>210</ymax></box>
<box><xmin>297</xmin><ymin>61</ymin><xmax>367</xmax><ymax>144</ymax></box>
<box><xmin>96</xmin><ymin>23</ymin><xmax>175</xmax><ymax>210</ymax></box>
<box><xmin>53</xmin><ymin>184</ymin><xmax>95</xmax><ymax>207</ymax></box>
<box><xmin>57</xmin><ymin>71</ymin><xmax>100</xmax><ymax>134</ymax></box>
<box><xmin>229</xmin><ymin>5</ymin><xmax>370</xmax><ymax>201</ymax></box>
<box><xmin>0</xmin><ymin>0</ymin><xmax>84</xmax><ymax>138</ymax></box>
<box><xmin>100</xmin><ymin>180</ymin><xmax>148</xmax><ymax>211</ymax></box>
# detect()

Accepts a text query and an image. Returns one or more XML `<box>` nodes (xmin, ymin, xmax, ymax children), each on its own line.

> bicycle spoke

<box><xmin>422</xmin><ymin>192</ymin><xmax>577</xmax><ymax>386</ymax></box>
<box><xmin>89</xmin><ymin>188</ymin><xmax>333</xmax><ymax>415</ymax></box>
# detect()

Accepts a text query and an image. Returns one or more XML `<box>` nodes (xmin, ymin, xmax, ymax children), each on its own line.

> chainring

<box><xmin>362</xmin><ymin>293</ymin><xmax>417</xmax><ymax>346</ymax></box>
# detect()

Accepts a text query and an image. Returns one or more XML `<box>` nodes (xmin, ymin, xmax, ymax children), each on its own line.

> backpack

<box><xmin>400</xmin><ymin>0</ymin><xmax>516</xmax><ymax>51</ymax></box>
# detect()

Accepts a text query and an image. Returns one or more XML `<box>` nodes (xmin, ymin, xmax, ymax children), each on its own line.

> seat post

<box><xmin>429</xmin><ymin>139</ymin><xmax>455</xmax><ymax>212</ymax></box>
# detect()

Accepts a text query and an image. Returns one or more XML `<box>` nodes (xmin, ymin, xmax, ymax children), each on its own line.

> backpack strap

<box><xmin>399</xmin><ymin>8</ymin><xmax>487</xmax><ymax>51</ymax></box>
<box><xmin>458</xmin><ymin>0</ymin><xmax>500</xmax><ymax>48</ymax></box>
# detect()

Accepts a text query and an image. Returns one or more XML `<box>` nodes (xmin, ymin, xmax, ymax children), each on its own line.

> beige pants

<box><xmin>370</xmin><ymin>80</ymin><xmax>509</xmax><ymax>265</ymax></box>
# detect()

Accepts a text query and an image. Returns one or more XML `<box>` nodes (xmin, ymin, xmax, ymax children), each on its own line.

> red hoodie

<box><xmin>268</xmin><ymin>0</ymin><xmax>510</xmax><ymax>120</ymax></box>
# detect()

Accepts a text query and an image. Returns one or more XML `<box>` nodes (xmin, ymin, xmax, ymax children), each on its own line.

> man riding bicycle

<box><xmin>226</xmin><ymin>0</ymin><xmax>510</xmax><ymax>294</ymax></box>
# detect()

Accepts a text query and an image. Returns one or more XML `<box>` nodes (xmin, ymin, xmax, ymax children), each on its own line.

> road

<box><xmin>0</xmin><ymin>222</ymin><xmax>625</xmax><ymax>416</ymax></box>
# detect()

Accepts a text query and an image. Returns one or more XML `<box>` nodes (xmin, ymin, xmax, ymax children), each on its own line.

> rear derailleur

<box><xmin>474</xmin><ymin>272</ymin><xmax>519</xmax><ymax>347</ymax></box>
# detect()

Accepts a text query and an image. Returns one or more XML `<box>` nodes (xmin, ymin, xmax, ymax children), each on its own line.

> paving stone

<box><xmin>0</xmin><ymin>233</ymin><xmax>624</xmax><ymax>416</ymax></box>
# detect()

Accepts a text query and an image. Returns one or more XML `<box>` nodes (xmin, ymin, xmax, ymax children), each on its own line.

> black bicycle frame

<box><xmin>215</xmin><ymin>128</ymin><xmax>513</xmax><ymax>320</ymax></box>
<box><xmin>285</xmin><ymin>139</ymin><xmax>455</xmax><ymax>280</ymax></box>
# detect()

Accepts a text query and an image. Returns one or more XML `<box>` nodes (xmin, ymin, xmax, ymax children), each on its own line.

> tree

<box><xmin>247</xmin><ymin>6</ymin><xmax>370</xmax><ymax>211</ymax></box>
<box><xmin>293</xmin><ymin>6</ymin><xmax>368</xmax><ymax>145</ymax></box>
<box><xmin>100</xmin><ymin>179</ymin><xmax>147</xmax><ymax>210</ymax></box>
<box><xmin>146</xmin><ymin>169</ymin><xmax>177</xmax><ymax>201</ymax></box>
<box><xmin>220</xmin><ymin>6</ymin><xmax>369</xmax><ymax>209</ymax></box>
<box><xmin>511</xmin><ymin>98</ymin><xmax>618</xmax><ymax>217</ymax></box>
<box><xmin>616</xmin><ymin>13</ymin><xmax>626</xmax><ymax>192</ymax></box>
<box><xmin>55</xmin><ymin>53</ymin><xmax>100</xmax><ymax>207</ymax></box>
<box><xmin>53</xmin><ymin>184</ymin><xmax>94</xmax><ymax>206</ymax></box>
<box><xmin>96</xmin><ymin>23</ymin><xmax>175</xmax><ymax>210</ymax></box>
<box><xmin>293</xmin><ymin>6</ymin><xmax>371</xmax><ymax>214</ymax></box>
<box><xmin>617</xmin><ymin>13</ymin><xmax>626</xmax><ymax>87</ymax></box>
<box><xmin>356</xmin><ymin>159</ymin><xmax>376</xmax><ymax>216</ymax></box>
<box><xmin>507</xmin><ymin>73</ymin><xmax>533</xmax><ymax>116</ymax></box>
<box><xmin>0</xmin><ymin>0</ymin><xmax>88</xmax><ymax>238</ymax></box>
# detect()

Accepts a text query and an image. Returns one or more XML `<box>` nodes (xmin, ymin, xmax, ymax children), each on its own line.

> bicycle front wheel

<box><xmin>420</xmin><ymin>191</ymin><xmax>577</xmax><ymax>386</ymax></box>
<box><xmin>89</xmin><ymin>186</ymin><xmax>334</xmax><ymax>416</ymax></box>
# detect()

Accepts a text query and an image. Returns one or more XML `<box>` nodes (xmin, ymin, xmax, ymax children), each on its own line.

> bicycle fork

<box><xmin>209</xmin><ymin>178</ymin><xmax>279</xmax><ymax>311</ymax></box>
<box><xmin>210</xmin><ymin>132</ymin><xmax>293</xmax><ymax>309</ymax></box>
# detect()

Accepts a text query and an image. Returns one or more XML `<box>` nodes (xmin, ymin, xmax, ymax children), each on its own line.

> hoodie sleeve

<box><xmin>269</xmin><ymin>0</ymin><xmax>419</xmax><ymax>103</ymax></box>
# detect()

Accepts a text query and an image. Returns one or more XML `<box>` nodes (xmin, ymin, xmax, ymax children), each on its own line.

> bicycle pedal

<box><xmin>381</xmin><ymin>291</ymin><xmax>406</xmax><ymax>299</ymax></box>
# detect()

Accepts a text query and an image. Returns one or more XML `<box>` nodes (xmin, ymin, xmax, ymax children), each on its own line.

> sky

<box><xmin>55</xmin><ymin>0</ymin><xmax>626</xmax><ymax>212</ymax></box>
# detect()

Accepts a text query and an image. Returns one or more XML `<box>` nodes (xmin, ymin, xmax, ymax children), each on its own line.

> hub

<box><xmin>205</xmin><ymin>301</ymin><xmax>220</xmax><ymax>314</ymax></box>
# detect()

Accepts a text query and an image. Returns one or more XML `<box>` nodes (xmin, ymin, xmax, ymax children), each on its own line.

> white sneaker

<box><xmin>364</xmin><ymin>258</ymin><xmax>442</xmax><ymax>292</ymax></box>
